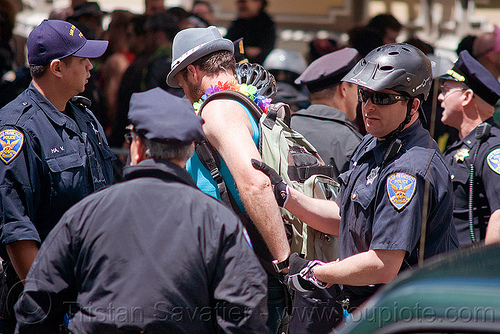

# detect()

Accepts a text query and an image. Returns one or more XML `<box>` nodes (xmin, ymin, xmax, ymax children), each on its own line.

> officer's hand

<box><xmin>251</xmin><ymin>159</ymin><xmax>289</xmax><ymax>207</ymax></box>
<box><xmin>286</xmin><ymin>252</ymin><xmax>327</xmax><ymax>292</ymax></box>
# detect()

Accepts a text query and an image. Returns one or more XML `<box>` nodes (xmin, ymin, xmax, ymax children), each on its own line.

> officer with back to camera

<box><xmin>439</xmin><ymin>50</ymin><xmax>500</xmax><ymax>246</ymax></box>
<box><xmin>253</xmin><ymin>44</ymin><xmax>459</xmax><ymax>325</ymax></box>
<box><xmin>0</xmin><ymin>19</ymin><xmax>114</xmax><ymax>332</ymax></box>
<box><xmin>14</xmin><ymin>88</ymin><xmax>267</xmax><ymax>333</ymax></box>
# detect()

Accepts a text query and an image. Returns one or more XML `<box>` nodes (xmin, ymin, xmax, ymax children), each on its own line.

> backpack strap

<box><xmin>196</xmin><ymin>90</ymin><xmax>268</xmax><ymax>211</ymax></box>
<box><xmin>194</xmin><ymin>139</ymin><xmax>233</xmax><ymax>208</ymax></box>
<box><xmin>195</xmin><ymin>90</ymin><xmax>263</xmax><ymax>210</ymax></box>
<box><xmin>201</xmin><ymin>90</ymin><xmax>263</xmax><ymax>121</ymax></box>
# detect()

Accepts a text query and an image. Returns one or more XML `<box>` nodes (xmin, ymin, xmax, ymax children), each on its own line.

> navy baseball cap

<box><xmin>440</xmin><ymin>50</ymin><xmax>500</xmax><ymax>106</ymax></box>
<box><xmin>27</xmin><ymin>19</ymin><xmax>108</xmax><ymax>66</ymax></box>
<box><xmin>127</xmin><ymin>88</ymin><xmax>204</xmax><ymax>144</ymax></box>
<box><xmin>295</xmin><ymin>47</ymin><xmax>358</xmax><ymax>93</ymax></box>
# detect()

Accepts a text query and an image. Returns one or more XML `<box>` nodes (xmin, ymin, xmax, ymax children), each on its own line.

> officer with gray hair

<box><xmin>15</xmin><ymin>88</ymin><xmax>267</xmax><ymax>333</ymax></box>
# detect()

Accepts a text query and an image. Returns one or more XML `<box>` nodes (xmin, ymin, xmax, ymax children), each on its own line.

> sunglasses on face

<box><xmin>358</xmin><ymin>88</ymin><xmax>410</xmax><ymax>105</ymax></box>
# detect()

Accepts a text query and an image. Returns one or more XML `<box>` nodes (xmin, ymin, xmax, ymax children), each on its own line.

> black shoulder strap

<box><xmin>291</xmin><ymin>113</ymin><xmax>363</xmax><ymax>140</ymax></box>
<box><xmin>194</xmin><ymin>140</ymin><xmax>233</xmax><ymax>209</ymax></box>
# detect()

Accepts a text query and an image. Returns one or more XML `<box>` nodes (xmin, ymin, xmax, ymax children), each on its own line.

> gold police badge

<box><xmin>454</xmin><ymin>148</ymin><xmax>469</xmax><ymax>162</ymax></box>
<box><xmin>0</xmin><ymin>129</ymin><xmax>24</xmax><ymax>164</ymax></box>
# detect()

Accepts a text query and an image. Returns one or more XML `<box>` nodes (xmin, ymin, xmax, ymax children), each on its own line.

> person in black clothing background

<box><xmin>225</xmin><ymin>0</ymin><xmax>276</xmax><ymax>64</ymax></box>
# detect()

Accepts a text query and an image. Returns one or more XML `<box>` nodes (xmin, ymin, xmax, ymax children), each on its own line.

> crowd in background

<box><xmin>1</xmin><ymin>0</ymin><xmax>498</xmax><ymax>154</ymax></box>
<box><xmin>1</xmin><ymin>1</ymin><xmax>500</xmax><ymax>333</ymax></box>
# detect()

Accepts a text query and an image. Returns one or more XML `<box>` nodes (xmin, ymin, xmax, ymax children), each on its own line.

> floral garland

<box><xmin>193</xmin><ymin>81</ymin><xmax>272</xmax><ymax>114</ymax></box>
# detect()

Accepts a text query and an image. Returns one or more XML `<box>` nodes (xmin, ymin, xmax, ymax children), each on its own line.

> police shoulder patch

<box><xmin>386</xmin><ymin>172</ymin><xmax>416</xmax><ymax>210</ymax></box>
<box><xmin>0</xmin><ymin>129</ymin><xmax>24</xmax><ymax>164</ymax></box>
<box><xmin>487</xmin><ymin>148</ymin><xmax>500</xmax><ymax>175</ymax></box>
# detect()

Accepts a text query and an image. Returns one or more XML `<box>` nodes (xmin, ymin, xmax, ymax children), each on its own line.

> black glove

<box><xmin>286</xmin><ymin>252</ymin><xmax>327</xmax><ymax>292</ymax></box>
<box><xmin>251</xmin><ymin>159</ymin><xmax>289</xmax><ymax>207</ymax></box>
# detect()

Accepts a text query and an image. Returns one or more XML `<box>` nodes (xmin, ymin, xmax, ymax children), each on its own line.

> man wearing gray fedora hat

<box><xmin>167</xmin><ymin>26</ymin><xmax>290</xmax><ymax>333</ymax></box>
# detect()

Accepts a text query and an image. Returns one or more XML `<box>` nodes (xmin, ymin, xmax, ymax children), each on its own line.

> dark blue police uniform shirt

<box><xmin>15</xmin><ymin>159</ymin><xmax>267</xmax><ymax>333</ymax></box>
<box><xmin>0</xmin><ymin>82</ymin><xmax>115</xmax><ymax>249</ymax></box>
<box><xmin>338</xmin><ymin>120</ymin><xmax>458</xmax><ymax>268</ymax></box>
<box><xmin>444</xmin><ymin>117</ymin><xmax>500</xmax><ymax>246</ymax></box>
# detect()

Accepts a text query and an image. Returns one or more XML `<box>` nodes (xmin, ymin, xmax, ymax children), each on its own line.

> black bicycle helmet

<box><xmin>236</xmin><ymin>62</ymin><xmax>277</xmax><ymax>100</ymax></box>
<box><xmin>343</xmin><ymin>43</ymin><xmax>432</xmax><ymax>100</ymax></box>
<box><xmin>343</xmin><ymin>43</ymin><xmax>432</xmax><ymax>140</ymax></box>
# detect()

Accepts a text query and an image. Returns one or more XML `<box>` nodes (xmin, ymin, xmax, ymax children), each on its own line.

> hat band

<box><xmin>446</xmin><ymin>69</ymin><xmax>465</xmax><ymax>82</ymax></box>
<box><xmin>171</xmin><ymin>40</ymin><xmax>212</xmax><ymax>71</ymax></box>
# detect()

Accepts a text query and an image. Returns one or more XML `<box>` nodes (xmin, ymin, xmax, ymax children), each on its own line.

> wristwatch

<box><xmin>272</xmin><ymin>257</ymin><xmax>289</xmax><ymax>273</ymax></box>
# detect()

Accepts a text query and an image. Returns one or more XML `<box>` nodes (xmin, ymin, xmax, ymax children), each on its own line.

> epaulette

<box><xmin>0</xmin><ymin>98</ymin><xmax>33</xmax><ymax>126</ymax></box>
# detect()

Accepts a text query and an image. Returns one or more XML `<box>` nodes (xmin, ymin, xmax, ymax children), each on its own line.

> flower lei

<box><xmin>193</xmin><ymin>81</ymin><xmax>272</xmax><ymax>114</ymax></box>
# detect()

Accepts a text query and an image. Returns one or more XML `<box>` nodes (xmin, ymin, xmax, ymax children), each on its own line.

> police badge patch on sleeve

<box><xmin>0</xmin><ymin>129</ymin><xmax>24</xmax><ymax>164</ymax></box>
<box><xmin>387</xmin><ymin>173</ymin><xmax>416</xmax><ymax>210</ymax></box>
<box><xmin>487</xmin><ymin>148</ymin><xmax>500</xmax><ymax>175</ymax></box>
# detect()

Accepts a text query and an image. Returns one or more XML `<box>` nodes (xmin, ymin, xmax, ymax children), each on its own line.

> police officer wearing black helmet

<box><xmin>253</xmin><ymin>43</ymin><xmax>459</xmax><ymax>324</ymax></box>
<box><xmin>0</xmin><ymin>19</ymin><xmax>114</xmax><ymax>332</ymax></box>
<box><xmin>15</xmin><ymin>88</ymin><xmax>268</xmax><ymax>333</ymax></box>
<box><xmin>440</xmin><ymin>51</ymin><xmax>500</xmax><ymax>246</ymax></box>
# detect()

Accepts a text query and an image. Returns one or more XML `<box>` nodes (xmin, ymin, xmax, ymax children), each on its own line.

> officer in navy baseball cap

<box><xmin>27</xmin><ymin>19</ymin><xmax>108</xmax><ymax>66</ymax></box>
<box><xmin>126</xmin><ymin>87</ymin><xmax>204</xmax><ymax>147</ymax></box>
<box><xmin>440</xmin><ymin>50</ymin><xmax>500</xmax><ymax>247</ymax></box>
<box><xmin>0</xmin><ymin>19</ymin><xmax>114</xmax><ymax>333</ymax></box>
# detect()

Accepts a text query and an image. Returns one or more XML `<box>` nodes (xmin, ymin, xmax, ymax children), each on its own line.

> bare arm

<box><xmin>202</xmin><ymin>100</ymin><xmax>290</xmax><ymax>262</ymax></box>
<box><xmin>284</xmin><ymin>187</ymin><xmax>341</xmax><ymax>236</ymax></box>
<box><xmin>102</xmin><ymin>53</ymin><xmax>130</xmax><ymax>124</ymax></box>
<box><xmin>314</xmin><ymin>249</ymin><xmax>406</xmax><ymax>286</ymax></box>
<box><xmin>485</xmin><ymin>209</ymin><xmax>500</xmax><ymax>245</ymax></box>
<box><xmin>6</xmin><ymin>240</ymin><xmax>39</xmax><ymax>281</ymax></box>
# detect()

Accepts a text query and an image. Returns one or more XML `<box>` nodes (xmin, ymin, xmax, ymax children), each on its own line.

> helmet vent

<box><xmin>380</xmin><ymin>66</ymin><xmax>393</xmax><ymax>71</ymax></box>
<box><xmin>402</xmin><ymin>47</ymin><xmax>411</xmax><ymax>52</ymax></box>
<box><xmin>388</xmin><ymin>51</ymin><xmax>399</xmax><ymax>56</ymax></box>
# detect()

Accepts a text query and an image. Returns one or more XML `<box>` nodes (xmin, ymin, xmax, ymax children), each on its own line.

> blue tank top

<box><xmin>186</xmin><ymin>102</ymin><xmax>259</xmax><ymax>212</ymax></box>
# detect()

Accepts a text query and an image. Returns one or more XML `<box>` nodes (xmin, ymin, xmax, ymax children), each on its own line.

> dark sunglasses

<box><xmin>358</xmin><ymin>89</ymin><xmax>410</xmax><ymax>105</ymax></box>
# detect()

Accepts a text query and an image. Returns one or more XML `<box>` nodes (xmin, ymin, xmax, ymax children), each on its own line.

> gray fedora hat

<box><xmin>166</xmin><ymin>26</ymin><xmax>234</xmax><ymax>88</ymax></box>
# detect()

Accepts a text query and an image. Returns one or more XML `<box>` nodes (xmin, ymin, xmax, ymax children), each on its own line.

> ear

<box><xmin>462</xmin><ymin>89</ymin><xmax>474</xmax><ymax>106</ymax></box>
<box><xmin>410</xmin><ymin>98</ymin><xmax>421</xmax><ymax>115</ymax></box>
<box><xmin>186</xmin><ymin>64</ymin><xmax>199</xmax><ymax>83</ymax></box>
<box><xmin>49</xmin><ymin>59</ymin><xmax>64</xmax><ymax>78</ymax></box>
<box><xmin>339</xmin><ymin>82</ymin><xmax>348</xmax><ymax>98</ymax></box>
<box><xmin>130</xmin><ymin>137</ymin><xmax>148</xmax><ymax>165</ymax></box>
